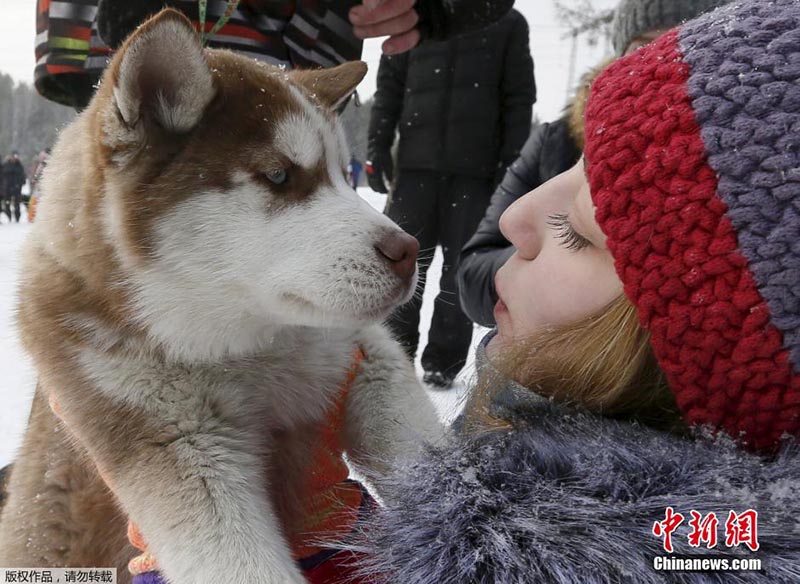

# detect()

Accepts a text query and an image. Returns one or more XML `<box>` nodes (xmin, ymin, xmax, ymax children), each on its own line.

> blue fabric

<box><xmin>132</xmin><ymin>572</ymin><xmax>166</xmax><ymax>584</ymax></box>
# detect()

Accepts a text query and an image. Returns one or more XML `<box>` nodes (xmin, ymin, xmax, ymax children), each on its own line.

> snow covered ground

<box><xmin>0</xmin><ymin>214</ymin><xmax>37</xmax><ymax>469</ymax></box>
<box><xmin>0</xmin><ymin>188</ymin><xmax>484</xmax><ymax>468</ymax></box>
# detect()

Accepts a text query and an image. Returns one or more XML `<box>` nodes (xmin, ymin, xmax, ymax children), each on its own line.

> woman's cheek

<box><xmin>502</xmin><ymin>253</ymin><xmax>557</xmax><ymax>337</ymax></box>
<box><xmin>543</xmin><ymin>253</ymin><xmax>622</xmax><ymax>328</ymax></box>
<box><xmin>512</xmin><ymin>252</ymin><xmax>598</xmax><ymax>334</ymax></box>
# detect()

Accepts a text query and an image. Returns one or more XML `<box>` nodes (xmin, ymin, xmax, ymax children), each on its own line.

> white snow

<box><xmin>0</xmin><ymin>188</ymin><xmax>483</xmax><ymax>468</ymax></box>
<box><xmin>0</xmin><ymin>216</ymin><xmax>36</xmax><ymax>468</ymax></box>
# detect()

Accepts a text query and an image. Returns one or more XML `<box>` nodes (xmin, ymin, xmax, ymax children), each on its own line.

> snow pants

<box><xmin>1</xmin><ymin>190</ymin><xmax>22</xmax><ymax>222</ymax></box>
<box><xmin>384</xmin><ymin>170</ymin><xmax>493</xmax><ymax>378</ymax></box>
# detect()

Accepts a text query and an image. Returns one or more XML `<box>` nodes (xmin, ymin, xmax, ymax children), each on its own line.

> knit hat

<box><xmin>585</xmin><ymin>0</ymin><xmax>800</xmax><ymax>451</ymax></box>
<box><xmin>611</xmin><ymin>0</ymin><xmax>731</xmax><ymax>55</ymax></box>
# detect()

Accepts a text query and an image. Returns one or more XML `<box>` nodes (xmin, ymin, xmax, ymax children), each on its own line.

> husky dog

<box><xmin>0</xmin><ymin>9</ymin><xmax>442</xmax><ymax>583</ymax></box>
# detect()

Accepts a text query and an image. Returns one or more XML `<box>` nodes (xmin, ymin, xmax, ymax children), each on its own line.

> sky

<box><xmin>0</xmin><ymin>0</ymin><xmax>617</xmax><ymax>121</ymax></box>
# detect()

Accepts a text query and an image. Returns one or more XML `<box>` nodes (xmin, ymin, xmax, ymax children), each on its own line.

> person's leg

<box><xmin>384</xmin><ymin>170</ymin><xmax>438</xmax><ymax>361</ymax></box>
<box><xmin>12</xmin><ymin>192</ymin><xmax>21</xmax><ymax>222</ymax></box>
<box><xmin>421</xmin><ymin>174</ymin><xmax>494</xmax><ymax>383</ymax></box>
<box><xmin>0</xmin><ymin>195</ymin><xmax>10</xmax><ymax>222</ymax></box>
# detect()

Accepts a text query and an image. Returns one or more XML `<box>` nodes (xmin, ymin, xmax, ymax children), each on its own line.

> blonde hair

<box><xmin>473</xmin><ymin>296</ymin><xmax>684</xmax><ymax>433</ymax></box>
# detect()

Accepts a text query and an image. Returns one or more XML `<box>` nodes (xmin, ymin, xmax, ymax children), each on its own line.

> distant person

<box><xmin>457</xmin><ymin>0</ymin><xmax>733</xmax><ymax>327</ymax></box>
<box><xmin>367</xmin><ymin>9</ymin><xmax>535</xmax><ymax>388</ymax></box>
<box><xmin>1</xmin><ymin>152</ymin><xmax>26</xmax><ymax>223</ymax></box>
<box><xmin>348</xmin><ymin>156</ymin><xmax>363</xmax><ymax>189</ymax></box>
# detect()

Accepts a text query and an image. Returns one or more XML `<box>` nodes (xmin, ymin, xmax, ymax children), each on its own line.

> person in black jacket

<box><xmin>456</xmin><ymin>0</ymin><xmax>733</xmax><ymax>328</ymax></box>
<box><xmin>367</xmin><ymin>9</ymin><xmax>535</xmax><ymax>388</ymax></box>
<box><xmin>1</xmin><ymin>152</ymin><xmax>27</xmax><ymax>224</ymax></box>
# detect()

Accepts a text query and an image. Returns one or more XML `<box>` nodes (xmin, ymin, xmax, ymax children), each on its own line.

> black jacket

<box><xmin>2</xmin><ymin>160</ymin><xmax>27</xmax><ymax>195</ymax></box>
<box><xmin>354</xmin><ymin>335</ymin><xmax>800</xmax><ymax>584</ymax></box>
<box><xmin>417</xmin><ymin>0</ymin><xmax>515</xmax><ymax>42</ymax></box>
<box><xmin>368</xmin><ymin>9</ymin><xmax>535</xmax><ymax>179</ymax></box>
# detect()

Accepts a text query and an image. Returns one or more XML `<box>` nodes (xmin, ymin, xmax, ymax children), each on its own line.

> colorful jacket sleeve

<box><xmin>96</xmin><ymin>0</ymin><xmax>364</xmax><ymax>69</ymax></box>
<box><xmin>36</xmin><ymin>0</ymin><xmax>364</xmax><ymax>109</ymax></box>
<box><xmin>35</xmin><ymin>0</ymin><xmax>111</xmax><ymax>109</ymax></box>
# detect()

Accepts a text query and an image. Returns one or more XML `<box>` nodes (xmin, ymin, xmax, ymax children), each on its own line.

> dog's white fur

<box><xmin>0</xmin><ymin>10</ymin><xmax>442</xmax><ymax>584</ymax></box>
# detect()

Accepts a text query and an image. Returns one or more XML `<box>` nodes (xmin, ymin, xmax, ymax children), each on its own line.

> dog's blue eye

<box><xmin>266</xmin><ymin>169</ymin><xmax>287</xmax><ymax>185</ymax></box>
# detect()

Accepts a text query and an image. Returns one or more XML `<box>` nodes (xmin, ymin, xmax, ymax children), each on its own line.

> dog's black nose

<box><xmin>375</xmin><ymin>230</ymin><xmax>419</xmax><ymax>282</ymax></box>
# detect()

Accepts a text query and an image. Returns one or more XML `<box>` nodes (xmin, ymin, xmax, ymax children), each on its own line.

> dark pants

<box><xmin>385</xmin><ymin>170</ymin><xmax>493</xmax><ymax>378</ymax></box>
<box><xmin>1</xmin><ymin>190</ymin><xmax>21</xmax><ymax>222</ymax></box>
<box><xmin>350</xmin><ymin>168</ymin><xmax>362</xmax><ymax>189</ymax></box>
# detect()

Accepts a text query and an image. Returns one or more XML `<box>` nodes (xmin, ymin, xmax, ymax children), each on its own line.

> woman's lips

<box><xmin>494</xmin><ymin>297</ymin><xmax>508</xmax><ymax>318</ymax></box>
<box><xmin>494</xmin><ymin>273</ymin><xmax>508</xmax><ymax>319</ymax></box>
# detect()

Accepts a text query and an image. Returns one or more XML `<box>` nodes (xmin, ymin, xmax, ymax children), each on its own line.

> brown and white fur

<box><xmin>0</xmin><ymin>10</ymin><xmax>442</xmax><ymax>583</ymax></box>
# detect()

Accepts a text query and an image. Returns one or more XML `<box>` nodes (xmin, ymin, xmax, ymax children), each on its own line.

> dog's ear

<box><xmin>290</xmin><ymin>62</ymin><xmax>367</xmax><ymax>110</ymax></box>
<box><xmin>111</xmin><ymin>8</ymin><xmax>215</xmax><ymax>132</ymax></box>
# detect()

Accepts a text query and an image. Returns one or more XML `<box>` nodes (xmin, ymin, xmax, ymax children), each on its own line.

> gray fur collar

<box><xmin>353</xmin><ymin>397</ymin><xmax>800</xmax><ymax>583</ymax></box>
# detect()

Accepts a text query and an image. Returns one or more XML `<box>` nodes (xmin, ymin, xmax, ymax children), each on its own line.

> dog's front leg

<box><xmin>344</xmin><ymin>324</ymin><xmax>445</xmax><ymax>503</ymax></box>
<box><xmin>51</xmin><ymin>371</ymin><xmax>305</xmax><ymax>584</ymax></box>
<box><xmin>111</xmin><ymin>432</ymin><xmax>305</xmax><ymax>584</ymax></box>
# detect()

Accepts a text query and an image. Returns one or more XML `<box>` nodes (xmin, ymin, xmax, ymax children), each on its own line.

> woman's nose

<box><xmin>499</xmin><ymin>189</ymin><xmax>543</xmax><ymax>260</ymax></box>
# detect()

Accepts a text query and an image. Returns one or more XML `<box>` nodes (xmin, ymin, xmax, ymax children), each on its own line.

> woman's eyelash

<box><xmin>546</xmin><ymin>213</ymin><xmax>591</xmax><ymax>251</ymax></box>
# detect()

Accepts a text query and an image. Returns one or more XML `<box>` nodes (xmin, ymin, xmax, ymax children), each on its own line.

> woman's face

<box><xmin>490</xmin><ymin>160</ymin><xmax>622</xmax><ymax>350</ymax></box>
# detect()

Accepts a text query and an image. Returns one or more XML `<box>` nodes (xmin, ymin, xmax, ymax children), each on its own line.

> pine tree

<box><xmin>0</xmin><ymin>72</ymin><xmax>75</xmax><ymax>171</ymax></box>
